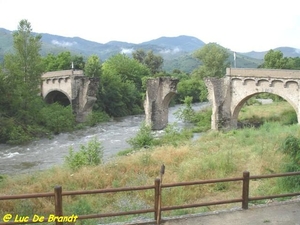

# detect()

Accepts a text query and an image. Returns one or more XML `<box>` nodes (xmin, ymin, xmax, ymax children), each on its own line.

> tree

<box><xmin>192</xmin><ymin>43</ymin><xmax>229</xmax><ymax>79</ymax></box>
<box><xmin>132</xmin><ymin>49</ymin><xmax>147</xmax><ymax>64</ymax></box>
<box><xmin>72</xmin><ymin>55</ymin><xmax>85</xmax><ymax>70</ymax></box>
<box><xmin>260</xmin><ymin>49</ymin><xmax>292</xmax><ymax>69</ymax></box>
<box><xmin>2</xmin><ymin>19</ymin><xmax>44</xmax><ymax>122</ymax></box>
<box><xmin>0</xmin><ymin>20</ymin><xmax>48</xmax><ymax>143</ymax></box>
<box><xmin>132</xmin><ymin>49</ymin><xmax>163</xmax><ymax>75</ymax></box>
<box><xmin>102</xmin><ymin>53</ymin><xmax>150</xmax><ymax>90</ymax></box>
<box><xmin>84</xmin><ymin>55</ymin><xmax>102</xmax><ymax>77</ymax></box>
<box><xmin>96</xmin><ymin>54</ymin><xmax>150</xmax><ymax>116</ymax></box>
<box><xmin>42</xmin><ymin>51</ymin><xmax>84</xmax><ymax>72</ymax></box>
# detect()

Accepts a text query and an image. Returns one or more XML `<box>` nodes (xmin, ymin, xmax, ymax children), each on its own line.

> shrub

<box><xmin>127</xmin><ymin>122</ymin><xmax>154</xmax><ymax>149</ymax></box>
<box><xmin>39</xmin><ymin>103</ymin><xmax>75</xmax><ymax>134</ymax></box>
<box><xmin>174</xmin><ymin>96</ymin><xmax>195</xmax><ymax>122</ymax></box>
<box><xmin>65</xmin><ymin>138</ymin><xmax>104</xmax><ymax>170</ymax></box>
<box><xmin>154</xmin><ymin>123</ymin><xmax>193</xmax><ymax>146</ymax></box>
<box><xmin>279</xmin><ymin>135</ymin><xmax>300</xmax><ymax>190</ymax></box>
<box><xmin>85</xmin><ymin>111</ymin><xmax>110</xmax><ymax>126</ymax></box>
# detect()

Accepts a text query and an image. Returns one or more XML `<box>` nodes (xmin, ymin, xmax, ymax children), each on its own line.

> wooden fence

<box><xmin>1</xmin><ymin>167</ymin><xmax>300</xmax><ymax>225</ymax></box>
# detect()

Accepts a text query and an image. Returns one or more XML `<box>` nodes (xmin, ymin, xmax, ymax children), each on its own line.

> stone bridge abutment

<box><xmin>205</xmin><ymin>68</ymin><xmax>300</xmax><ymax>130</ymax></box>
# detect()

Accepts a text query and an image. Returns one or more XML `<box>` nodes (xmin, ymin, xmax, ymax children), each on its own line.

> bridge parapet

<box><xmin>227</xmin><ymin>68</ymin><xmax>300</xmax><ymax>79</ymax></box>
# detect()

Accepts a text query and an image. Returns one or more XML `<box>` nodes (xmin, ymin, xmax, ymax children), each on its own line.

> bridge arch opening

<box><xmin>44</xmin><ymin>90</ymin><xmax>71</xmax><ymax>107</ymax></box>
<box><xmin>232</xmin><ymin>93</ymin><xmax>298</xmax><ymax>128</ymax></box>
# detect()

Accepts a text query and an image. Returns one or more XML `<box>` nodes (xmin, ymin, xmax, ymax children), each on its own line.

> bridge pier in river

<box><xmin>144</xmin><ymin>77</ymin><xmax>179</xmax><ymax>130</ymax></box>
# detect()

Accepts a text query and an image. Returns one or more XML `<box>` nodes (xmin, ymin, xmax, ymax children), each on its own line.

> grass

<box><xmin>0</xmin><ymin>101</ymin><xmax>299</xmax><ymax>224</ymax></box>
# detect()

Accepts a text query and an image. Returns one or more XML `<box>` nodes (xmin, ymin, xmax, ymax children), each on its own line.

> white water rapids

<box><xmin>0</xmin><ymin>103</ymin><xmax>210</xmax><ymax>175</ymax></box>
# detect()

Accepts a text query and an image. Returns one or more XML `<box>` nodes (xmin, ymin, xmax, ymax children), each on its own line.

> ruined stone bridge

<box><xmin>205</xmin><ymin>68</ymin><xmax>300</xmax><ymax>130</ymax></box>
<box><xmin>41</xmin><ymin>70</ymin><xmax>99</xmax><ymax>122</ymax></box>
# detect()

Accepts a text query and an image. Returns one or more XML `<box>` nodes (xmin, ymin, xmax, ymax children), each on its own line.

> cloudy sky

<box><xmin>0</xmin><ymin>0</ymin><xmax>299</xmax><ymax>52</ymax></box>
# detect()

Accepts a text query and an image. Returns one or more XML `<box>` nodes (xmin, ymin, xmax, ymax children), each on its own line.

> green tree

<box><xmin>132</xmin><ymin>49</ymin><xmax>163</xmax><ymax>75</ymax></box>
<box><xmin>84</xmin><ymin>55</ymin><xmax>102</xmax><ymax>77</ymax></box>
<box><xmin>43</xmin><ymin>51</ymin><xmax>84</xmax><ymax>71</ymax></box>
<box><xmin>102</xmin><ymin>53</ymin><xmax>150</xmax><ymax>90</ymax></box>
<box><xmin>192</xmin><ymin>43</ymin><xmax>229</xmax><ymax>79</ymax></box>
<box><xmin>56</xmin><ymin>51</ymin><xmax>72</xmax><ymax>70</ymax></box>
<box><xmin>72</xmin><ymin>55</ymin><xmax>85</xmax><ymax>70</ymax></box>
<box><xmin>260</xmin><ymin>49</ymin><xmax>292</xmax><ymax>69</ymax></box>
<box><xmin>132</xmin><ymin>49</ymin><xmax>147</xmax><ymax>64</ymax></box>
<box><xmin>2</xmin><ymin>19</ymin><xmax>43</xmax><ymax>123</ymax></box>
<box><xmin>97</xmin><ymin>54</ymin><xmax>150</xmax><ymax>116</ymax></box>
<box><xmin>176</xmin><ymin>78</ymin><xmax>208</xmax><ymax>103</ymax></box>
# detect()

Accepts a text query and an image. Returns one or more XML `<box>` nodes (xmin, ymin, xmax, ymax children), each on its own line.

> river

<box><xmin>0</xmin><ymin>103</ymin><xmax>210</xmax><ymax>175</ymax></box>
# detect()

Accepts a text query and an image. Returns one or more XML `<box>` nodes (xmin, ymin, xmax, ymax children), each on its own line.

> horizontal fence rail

<box><xmin>1</xmin><ymin>168</ymin><xmax>300</xmax><ymax>225</ymax></box>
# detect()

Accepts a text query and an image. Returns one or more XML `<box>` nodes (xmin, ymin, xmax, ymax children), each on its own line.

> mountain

<box><xmin>140</xmin><ymin>35</ymin><xmax>205</xmax><ymax>52</ymax></box>
<box><xmin>1</xmin><ymin>28</ymin><xmax>298</xmax><ymax>73</ymax></box>
<box><xmin>241</xmin><ymin>47</ymin><xmax>300</xmax><ymax>60</ymax></box>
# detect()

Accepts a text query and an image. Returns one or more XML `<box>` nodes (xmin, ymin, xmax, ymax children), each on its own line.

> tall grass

<box><xmin>0</xmin><ymin>101</ymin><xmax>299</xmax><ymax>223</ymax></box>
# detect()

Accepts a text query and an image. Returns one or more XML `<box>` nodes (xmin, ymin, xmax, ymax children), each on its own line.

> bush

<box><xmin>192</xmin><ymin>109</ymin><xmax>212</xmax><ymax>132</ymax></box>
<box><xmin>154</xmin><ymin>123</ymin><xmax>193</xmax><ymax>146</ymax></box>
<box><xmin>85</xmin><ymin>111</ymin><xmax>110</xmax><ymax>126</ymax></box>
<box><xmin>127</xmin><ymin>122</ymin><xmax>154</xmax><ymax>149</ymax></box>
<box><xmin>65</xmin><ymin>138</ymin><xmax>104</xmax><ymax>170</ymax></box>
<box><xmin>40</xmin><ymin>103</ymin><xmax>75</xmax><ymax>134</ymax></box>
<box><xmin>174</xmin><ymin>96</ymin><xmax>195</xmax><ymax>122</ymax></box>
<box><xmin>279</xmin><ymin>135</ymin><xmax>300</xmax><ymax>190</ymax></box>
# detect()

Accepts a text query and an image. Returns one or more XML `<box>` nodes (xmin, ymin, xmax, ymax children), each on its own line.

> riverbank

<box><xmin>0</xmin><ymin>101</ymin><xmax>299</xmax><ymax>224</ymax></box>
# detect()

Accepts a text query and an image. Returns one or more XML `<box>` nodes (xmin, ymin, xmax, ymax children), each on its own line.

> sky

<box><xmin>0</xmin><ymin>0</ymin><xmax>300</xmax><ymax>52</ymax></box>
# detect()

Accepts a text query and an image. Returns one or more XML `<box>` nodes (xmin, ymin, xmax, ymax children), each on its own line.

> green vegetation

<box><xmin>259</xmin><ymin>49</ymin><xmax>300</xmax><ymax>69</ymax></box>
<box><xmin>127</xmin><ymin>122</ymin><xmax>154</xmax><ymax>150</ymax></box>
<box><xmin>1</xmin><ymin>101</ymin><xmax>299</xmax><ymax>224</ymax></box>
<box><xmin>122</xmin><ymin>122</ymin><xmax>193</xmax><ymax>156</ymax></box>
<box><xmin>3</xmin><ymin>19</ymin><xmax>300</xmax><ymax>224</ymax></box>
<box><xmin>65</xmin><ymin>138</ymin><xmax>104</xmax><ymax>171</ymax></box>
<box><xmin>192</xmin><ymin>43</ymin><xmax>230</xmax><ymax>79</ymax></box>
<box><xmin>0</xmin><ymin>20</ymin><xmax>77</xmax><ymax>144</ymax></box>
<box><xmin>174</xmin><ymin>96</ymin><xmax>211</xmax><ymax>132</ymax></box>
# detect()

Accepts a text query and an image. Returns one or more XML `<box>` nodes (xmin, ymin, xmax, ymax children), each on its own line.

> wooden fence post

<box><xmin>154</xmin><ymin>178</ymin><xmax>160</xmax><ymax>222</ymax></box>
<box><xmin>156</xmin><ymin>164</ymin><xmax>165</xmax><ymax>224</ymax></box>
<box><xmin>242</xmin><ymin>171</ymin><xmax>250</xmax><ymax>209</ymax></box>
<box><xmin>54</xmin><ymin>186</ymin><xmax>63</xmax><ymax>225</ymax></box>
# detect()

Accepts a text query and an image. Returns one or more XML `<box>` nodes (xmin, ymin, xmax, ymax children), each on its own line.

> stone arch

<box><xmin>44</xmin><ymin>90</ymin><xmax>71</xmax><ymax>107</ymax></box>
<box><xmin>231</xmin><ymin>91</ymin><xmax>298</xmax><ymax>128</ymax></box>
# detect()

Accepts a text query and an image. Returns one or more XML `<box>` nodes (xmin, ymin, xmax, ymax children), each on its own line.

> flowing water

<box><xmin>0</xmin><ymin>103</ymin><xmax>210</xmax><ymax>175</ymax></box>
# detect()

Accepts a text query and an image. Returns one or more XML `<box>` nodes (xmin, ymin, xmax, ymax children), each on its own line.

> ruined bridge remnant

<box><xmin>144</xmin><ymin>77</ymin><xmax>179</xmax><ymax>130</ymax></box>
<box><xmin>205</xmin><ymin>68</ymin><xmax>300</xmax><ymax>130</ymax></box>
<box><xmin>41</xmin><ymin>70</ymin><xmax>99</xmax><ymax>122</ymax></box>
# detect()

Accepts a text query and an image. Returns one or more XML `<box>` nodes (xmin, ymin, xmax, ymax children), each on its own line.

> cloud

<box><xmin>159</xmin><ymin>47</ymin><xmax>181</xmax><ymax>54</ymax></box>
<box><xmin>51</xmin><ymin>40</ymin><xmax>77</xmax><ymax>47</ymax></box>
<box><xmin>120</xmin><ymin>48</ymin><xmax>134</xmax><ymax>54</ymax></box>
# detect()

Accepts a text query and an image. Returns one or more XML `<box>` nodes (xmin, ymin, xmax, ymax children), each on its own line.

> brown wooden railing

<box><xmin>1</xmin><ymin>167</ymin><xmax>300</xmax><ymax>225</ymax></box>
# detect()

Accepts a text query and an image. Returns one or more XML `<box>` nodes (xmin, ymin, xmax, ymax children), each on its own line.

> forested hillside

<box><xmin>0</xmin><ymin>27</ymin><xmax>267</xmax><ymax>72</ymax></box>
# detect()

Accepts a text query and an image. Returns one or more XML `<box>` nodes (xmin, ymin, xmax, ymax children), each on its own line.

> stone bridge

<box><xmin>205</xmin><ymin>68</ymin><xmax>300</xmax><ymax>130</ymax></box>
<box><xmin>41</xmin><ymin>70</ymin><xmax>99</xmax><ymax>122</ymax></box>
